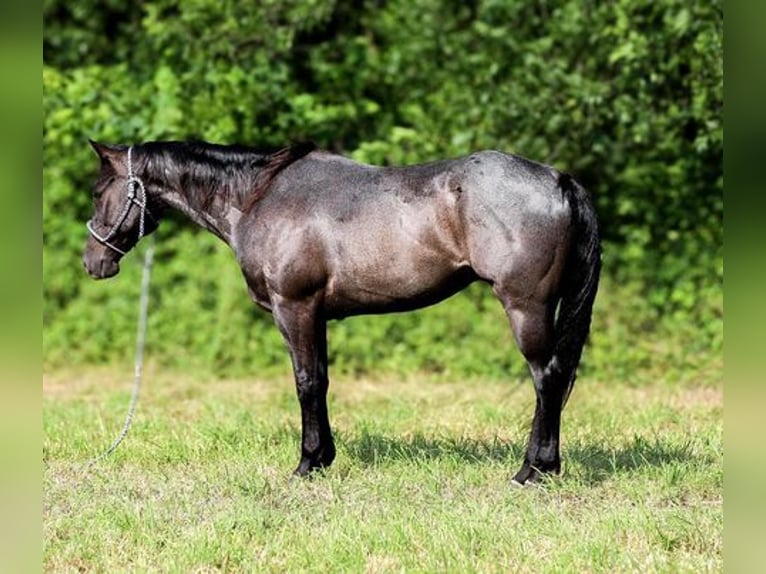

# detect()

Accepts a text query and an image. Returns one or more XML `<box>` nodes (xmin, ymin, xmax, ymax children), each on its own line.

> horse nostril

<box><xmin>88</xmin><ymin>256</ymin><xmax>119</xmax><ymax>279</ymax></box>
<box><xmin>98</xmin><ymin>259</ymin><xmax>114</xmax><ymax>277</ymax></box>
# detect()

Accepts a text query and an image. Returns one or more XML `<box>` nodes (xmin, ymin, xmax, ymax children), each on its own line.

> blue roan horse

<box><xmin>83</xmin><ymin>140</ymin><xmax>600</xmax><ymax>485</ymax></box>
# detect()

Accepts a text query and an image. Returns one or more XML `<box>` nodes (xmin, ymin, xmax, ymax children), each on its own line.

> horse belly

<box><xmin>323</xmin><ymin>238</ymin><xmax>473</xmax><ymax>318</ymax></box>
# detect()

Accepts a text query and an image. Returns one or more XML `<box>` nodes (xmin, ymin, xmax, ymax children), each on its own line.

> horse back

<box><xmin>237</xmin><ymin>150</ymin><xmax>572</xmax><ymax>315</ymax></box>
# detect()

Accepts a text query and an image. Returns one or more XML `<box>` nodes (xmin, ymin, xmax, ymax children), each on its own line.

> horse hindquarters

<box><xmin>461</xmin><ymin>161</ymin><xmax>600</xmax><ymax>485</ymax></box>
<box><xmin>511</xmin><ymin>175</ymin><xmax>600</xmax><ymax>485</ymax></box>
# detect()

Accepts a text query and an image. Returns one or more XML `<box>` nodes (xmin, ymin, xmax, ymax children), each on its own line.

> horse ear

<box><xmin>89</xmin><ymin>140</ymin><xmax>127</xmax><ymax>174</ymax></box>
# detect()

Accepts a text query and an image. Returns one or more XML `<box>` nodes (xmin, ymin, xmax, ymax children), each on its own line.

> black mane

<box><xmin>141</xmin><ymin>140</ymin><xmax>316</xmax><ymax>212</ymax></box>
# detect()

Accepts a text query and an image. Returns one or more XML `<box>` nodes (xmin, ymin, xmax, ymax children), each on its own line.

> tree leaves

<box><xmin>43</xmin><ymin>0</ymin><xmax>722</xmax><ymax>373</ymax></box>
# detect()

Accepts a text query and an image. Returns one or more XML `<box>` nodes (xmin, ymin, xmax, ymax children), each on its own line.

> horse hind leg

<box><xmin>499</xmin><ymin>293</ymin><xmax>567</xmax><ymax>485</ymax></box>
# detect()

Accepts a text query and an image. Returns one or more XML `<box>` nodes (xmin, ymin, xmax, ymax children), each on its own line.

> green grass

<box><xmin>44</xmin><ymin>368</ymin><xmax>722</xmax><ymax>572</ymax></box>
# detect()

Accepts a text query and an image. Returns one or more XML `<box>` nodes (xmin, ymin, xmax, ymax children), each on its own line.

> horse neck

<box><xmin>145</xmin><ymin>146</ymin><xmax>261</xmax><ymax>247</ymax></box>
<box><xmin>158</xmin><ymin>187</ymin><xmax>243</xmax><ymax>245</ymax></box>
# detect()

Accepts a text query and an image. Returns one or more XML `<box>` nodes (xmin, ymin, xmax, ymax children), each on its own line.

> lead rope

<box><xmin>85</xmin><ymin>234</ymin><xmax>156</xmax><ymax>468</ymax></box>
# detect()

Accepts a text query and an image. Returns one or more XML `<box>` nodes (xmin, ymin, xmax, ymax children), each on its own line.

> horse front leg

<box><xmin>272</xmin><ymin>297</ymin><xmax>335</xmax><ymax>477</ymax></box>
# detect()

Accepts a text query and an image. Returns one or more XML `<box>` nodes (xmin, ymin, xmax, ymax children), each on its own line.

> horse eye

<box><xmin>93</xmin><ymin>176</ymin><xmax>115</xmax><ymax>197</ymax></box>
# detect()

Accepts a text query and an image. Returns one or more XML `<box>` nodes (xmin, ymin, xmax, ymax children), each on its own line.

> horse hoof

<box><xmin>292</xmin><ymin>461</ymin><xmax>316</xmax><ymax>478</ymax></box>
<box><xmin>512</xmin><ymin>462</ymin><xmax>559</xmax><ymax>486</ymax></box>
<box><xmin>511</xmin><ymin>466</ymin><xmax>538</xmax><ymax>486</ymax></box>
<box><xmin>292</xmin><ymin>456</ymin><xmax>333</xmax><ymax>479</ymax></box>
<box><xmin>510</xmin><ymin>475</ymin><xmax>546</xmax><ymax>488</ymax></box>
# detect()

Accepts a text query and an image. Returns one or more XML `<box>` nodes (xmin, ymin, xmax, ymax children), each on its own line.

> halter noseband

<box><xmin>86</xmin><ymin>146</ymin><xmax>152</xmax><ymax>256</ymax></box>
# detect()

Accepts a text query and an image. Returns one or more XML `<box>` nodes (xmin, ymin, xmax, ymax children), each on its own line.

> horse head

<box><xmin>83</xmin><ymin>141</ymin><xmax>160</xmax><ymax>278</ymax></box>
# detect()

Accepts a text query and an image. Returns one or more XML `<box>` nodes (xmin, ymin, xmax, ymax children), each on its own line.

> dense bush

<box><xmin>43</xmin><ymin>0</ymin><xmax>722</xmax><ymax>379</ymax></box>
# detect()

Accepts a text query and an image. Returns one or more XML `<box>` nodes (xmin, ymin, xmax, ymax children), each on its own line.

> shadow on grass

<box><xmin>342</xmin><ymin>430</ymin><xmax>714</xmax><ymax>484</ymax></box>
<box><xmin>342</xmin><ymin>430</ymin><xmax>524</xmax><ymax>465</ymax></box>
<box><xmin>564</xmin><ymin>435</ymin><xmax>717</xmax><ymax>485</ymax></box>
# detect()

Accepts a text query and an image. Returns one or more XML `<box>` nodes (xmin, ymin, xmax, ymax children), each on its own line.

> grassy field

<box><xmin>43</xmin><ymin>366</ymin><xmax>722</xmax><ymax>572</ymax></box>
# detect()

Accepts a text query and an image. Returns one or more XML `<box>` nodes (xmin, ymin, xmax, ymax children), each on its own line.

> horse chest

<box><xmin>239</xmin><ymin>266</ymin><xmax>273</xmax><ymax>311</ymax></box>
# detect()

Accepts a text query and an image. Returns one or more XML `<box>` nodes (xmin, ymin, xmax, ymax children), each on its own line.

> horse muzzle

<box><xmin>83</xmin><ymin>250</ymin><xmax>120</xmax><ymax>279</ymax></box>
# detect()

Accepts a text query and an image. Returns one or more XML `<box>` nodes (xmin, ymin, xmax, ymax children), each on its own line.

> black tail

<box><xmin>553</xmin><ymin>173</ymin><xmax>601</xmax><ymax>406</ymax></box>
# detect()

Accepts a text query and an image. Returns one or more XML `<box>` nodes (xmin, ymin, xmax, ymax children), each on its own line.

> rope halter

<box><xmin>86</xmin><ymin>146</ymin><xmax>152</xmax><ymax>256</ymax></box>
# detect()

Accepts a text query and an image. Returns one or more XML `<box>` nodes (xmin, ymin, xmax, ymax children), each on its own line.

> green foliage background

<box><xmin>43</xmin><ymin>0</ymin><xmax>722</xmax><ymax>381</ymax></box>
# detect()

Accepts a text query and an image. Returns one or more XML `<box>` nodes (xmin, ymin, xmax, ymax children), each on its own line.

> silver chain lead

<box><xmin>85</xmin><ymin>234</ymin><xmax>156</xmax><ymax>468</ymax></box>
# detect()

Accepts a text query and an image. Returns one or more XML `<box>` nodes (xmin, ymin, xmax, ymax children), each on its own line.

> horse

<box><xmin>82</xmin><ymin>139</ymin><xmax>600</xmax><ymax>485</ymax></box>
